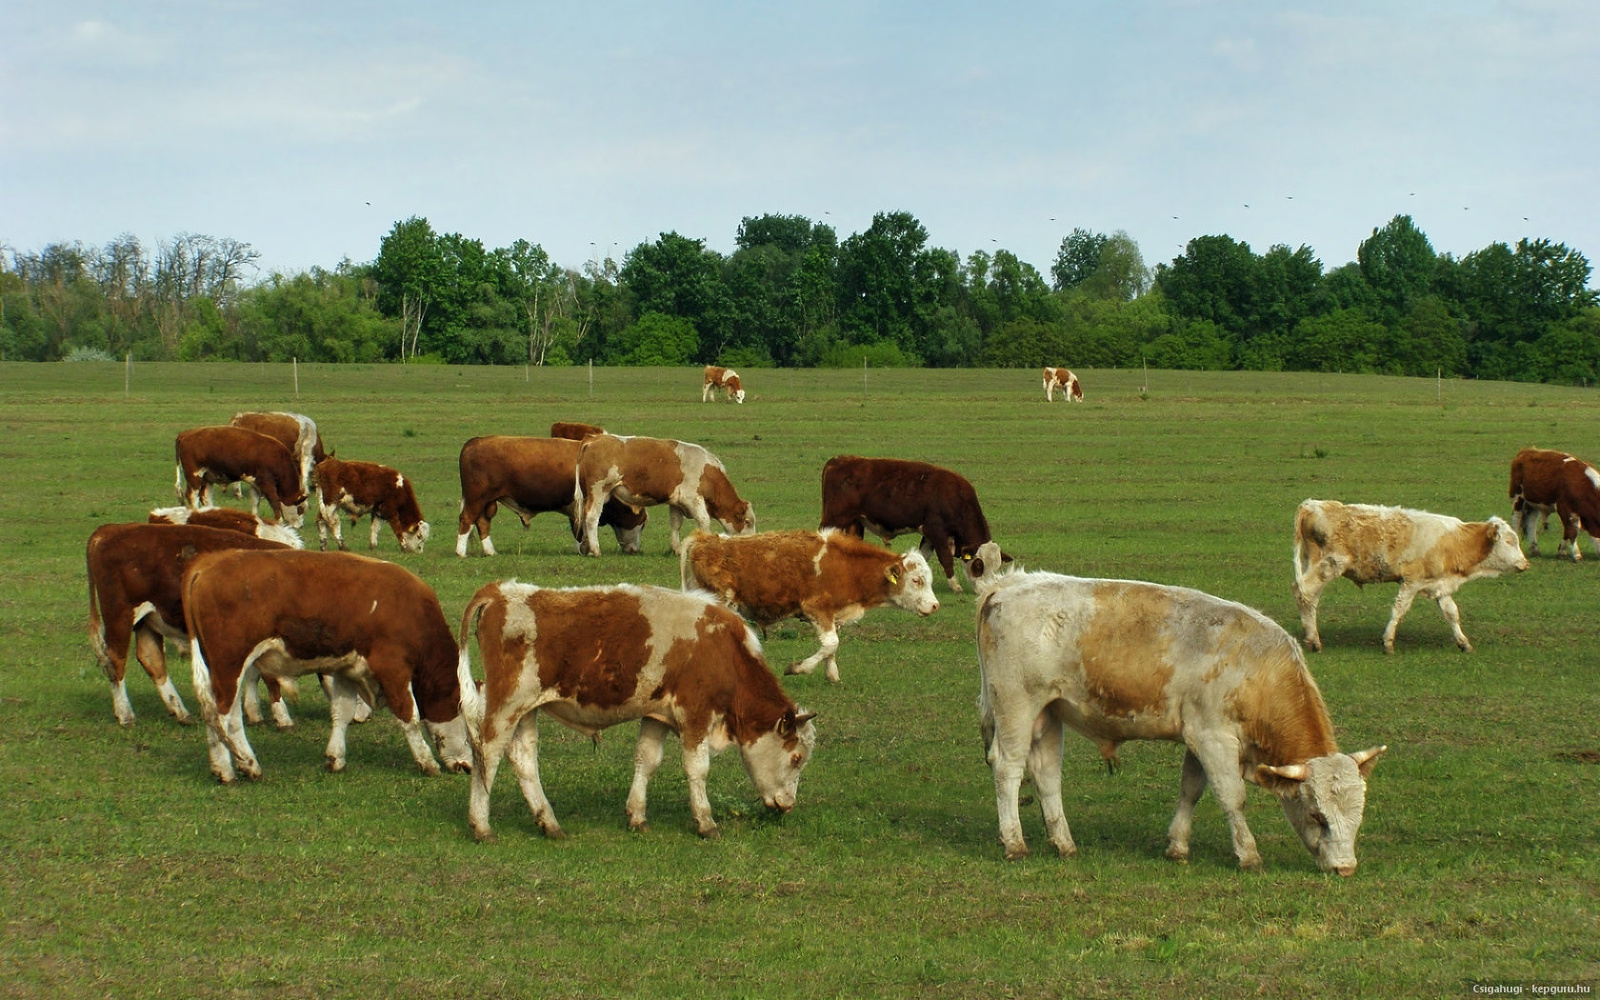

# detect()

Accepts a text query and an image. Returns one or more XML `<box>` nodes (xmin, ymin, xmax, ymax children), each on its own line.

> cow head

<box><xmin>738</xmin><ymin>707</ymin><xmax>817</xmax><ymax>814</ymax></box>
<box><xmin>426</xmin><ymin>715</ymin><xmax>472</xmax><ymax>774</ymax></box>
<box><xmin>888</xmin><ymin>550</ymin><xmax>940</xmax><ymax>617</ymax></box>
<box><xmin>1258</xmin><ymin>745</ymin><xmax>1386</xmax><ymax>876</ymax></box>
<box><xmin>733</xmin><ymin>387</ymin><xmax>746</xmax><ymax>404</ymax></box>
<box><xmin>1481</xmin><ymin>517</ymin><xmax>1530</xmax><ymax>576</ymax></box>
<box><xmin>720</xmin><ymin>499</ymin><xmax>756</xmax><ymax>537</ymax></box>
<box><xmin>963</xmin><ymin>540</ymin><xmax>1012</xmax><ymax>586</ymax></box>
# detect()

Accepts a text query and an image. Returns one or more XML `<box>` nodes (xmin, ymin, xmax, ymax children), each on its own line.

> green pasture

<box><xmin>1</xmin><ymin>362</ymin><xmax>1596</xmax><ymax>999</ymax></box>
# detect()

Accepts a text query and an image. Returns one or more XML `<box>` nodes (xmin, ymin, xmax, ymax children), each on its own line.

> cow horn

<box><xmin>1349</xmin><ymin>745</ymin><xmax>1388</xmax><ymax>773</ymax></box>
<box><xmin>1260</xmin><ymin>762</ymin><xmax>1310</xmax><ymax>782</ymax></box>
<box><xmin>793</xmin><ymin>710</ymin><xmax>817</xmax><ymax>726</ymax></box>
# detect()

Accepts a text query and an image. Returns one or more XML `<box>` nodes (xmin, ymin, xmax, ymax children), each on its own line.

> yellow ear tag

<box><xmin>888</xmin><ymin>568</ymin><xmax>900</xmax><ymax>585</ymax></box>
<box><xmin>962</xmin><ymin>553</ymin><xmax>972</xmax><ymax>561</ymax></box>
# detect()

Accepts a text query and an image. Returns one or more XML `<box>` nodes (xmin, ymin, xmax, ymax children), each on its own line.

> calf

<box><xmin>702</xmin><ymin>365</ymin><xmax>745</xmax><ymax>403</ymax></box>
<box><xmin>1509</xmin><ymin>447</ymin><xmax>1600</xmax><ymax>560</ymax></box>
<box><xmin>86</xmin><ymin>522</ymin><xmax>291</xmax><ymax>726</ymax></box>
<box><xmin>174</xmin><ymin>425</ymin><xmax>308</xmax><ymax>526</ymax></box>
<box><xmin>455</xmin><ymin>435</ymin><xmax>647</xmax><ymax>556</ymax></box>
<box><xmin>576</xmin><ymin>434</ymin><xmax>755</xmax><ymax>556</ymax></box>
<box><xmin>681</xmin><ymin>529</ymin><xmax>940</xmax><ymax>682</ymax></box>
<box><xmin>1043</xmin><ymin>366</ymin><xmax>1083</xmax><ymax>402</ymax></box>
<box><xmin>549</xmin><ymin>420</ymin><xmax>606</xmax><ymax>441</ymax></box>
<box><xmin>313</xmin><ymin>456</ymin><xmax>430</xmax><ymax>554</ymax></box>
<box><xmin>230</xmin><ymin>410</ymin><xmax>327</xmax><ymax>494</ymax></box>
<box><xmin>819</xmin><ymin>455</ymin><xmax>1006</xmax><ymax>592</ymax></box>
<box><xmin>149</xmin><ymin>505</ymin><xmax>303</xmax><ymax>549</ymax></box>
<box><xmin>1293</xmin><ymin>499</ymin><xmax>1528</xmax><ymax>653</ymax></box>
<box><xmin>182</xmin><ymin>548</ymin><xmax>471</xmax><ymax>782</ymax></box>
<box><xmin>456</xmin><ymin>581</ymin><xmax>816</xmax><ymax>841</ymax></box>
<box><xmin>976</xmin><ymin>568</ymin><xmax>1386</xmax><ymax>873</ymax></box>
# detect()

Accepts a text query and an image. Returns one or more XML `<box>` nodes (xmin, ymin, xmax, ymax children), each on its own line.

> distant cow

<box><xmin>174</xmin><ymin>425</ymin><xmax>308</xmax><ymax>527</ymax></box>
<box><xmin>1043</xmin><ymin>367</ymin><xmax>1083</xmax><ymax>402</ymax></box>
<box><xmin>681</xmin><ymin>529</ymin><xmax>940</xmax><ymax>682</ymax></box>
<box><xmin>313</xmin><ymin>456</ymin><xmax>430</xmax><ymax>554</ymax></box>
<box><xmin>976</xmin><ymin>568</ymin><xmax>1387</xmax><ymax>873</ymax></box>
<box><xmin>1292</xmin><ymin>499</ymin><xmax>1528</xmax><ymax>653</ymax></box>
<box><xmin>149</xmin><ymin>505</ymin><xmax>303</xmax><ymax>549</ymax></box>
<box><xmin>550</xmin><ymin>420</ymin><xmax>606</xmax><ymax>441</ymax></box>
<box><xmin>456</xmin><ymin>581</ymin><xmax>816</xmax><ymax>841</ymax></box>
<box><xmin>702</xmin><ymin>366</ymin><xmax>745</xmax><ymax>403</ymax></box>
<box><xmin>182</xmin><ymin>548</ymin><xmax>471</xmax><ymax>782</ymax></box>
<box><xmin>455</xmin><ymin>435</ymin><xmax>647</xmax><ymax>556</ymax></box>
<box><xmin>230</xmin><ymin>411</ymin><xmax>327</xmax><ymax>494</ymax></box>
<box><xmin>819</xmin><ymin>455</ymin><xmax>1006</xmax><ymax>592</ymax></box>
<box><xmin>576</xmin><ymin>434</ymin><xmax>755</xmax><ymax>556</ymax></box>
<box><xmin>1509</xmin><ymin>447</ymin><xmax>1600</xmax><ymax>560</ymax></box>
<box><xmin>86</xmin><ymin>522</ymin><xmax>291</xmax><ymax>726</ymax></box>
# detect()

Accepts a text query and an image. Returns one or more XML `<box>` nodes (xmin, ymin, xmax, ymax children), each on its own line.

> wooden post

<box><xmin>294</xmin><ymin>357</ymin><xmax>300</xmax><ymax>398</ymax></box>
<box><xmin>125</xmin><ymin>352</ymin><xmax>131</xmax><ymax>397</ymax></box>
<box><xmin>863</xmin><ymin>356</ymin><xmax>868</xmax><ymax>397</ymax></box>
<box><xmin>588</xmin><ymin>359</ymin><xmax>594</xmax><ymax>398</ymax></box>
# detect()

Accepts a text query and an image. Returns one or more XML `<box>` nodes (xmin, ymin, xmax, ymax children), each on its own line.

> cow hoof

<box><xmin>472</xmin><ymin>828</ymin><xmax>496</xmax><ymax>845</ymax></box>
<box><xmin>1238</xmin><ymin>858</ymin><xmax>1264</xmax><ymax>873</ymax></box>
<box><xmin>541</xmin><ymin>826</ymin><xmax>567</xmax><ymax>841</ymax></box>
<box><xmin>1457</xmin><ymin>642</ymin><xmax>1474</xmax><ymax>653</ymax></box>
<box><xmin>1303</xmin><ymin>638</ymin><xmax>1322</xmax><ymax>653</ymax></box>
<box><xmin>1002</xmin><ymin>843</ymin><xmax>1029</xmax><ymax>861</ymax></box>
<box><xmin>1052</xmin><ymin>841</ymin><xmax>1078</xmax><ymax>859</ymax></box>
<box><xmin>1165</xmin><ymin>845</ymin><xmax>1190</xmax><ymax>863</ymax></box>
<box><xmin>628</xmin><ymin>820</ymin><xmax>649</xmax><ymax>834</ymax></box>
<box><xmin>785</xmin><ymin>662</ymin><xmax>814</xmax><ymax>676</ymax></box>
<box><xmin>697</xmin><ymin>826</ymin><xmax>722</xmax><ymax>841</ymax></box>
<box><xmin>325</xmin><ymin>758</ymin><xmax>346</xmax><ymax>773</ymax></box>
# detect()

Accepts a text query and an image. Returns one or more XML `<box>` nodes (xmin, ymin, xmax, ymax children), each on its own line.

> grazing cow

<box><xmin>1292</xmin><ymin>499</ymin><xmax>1529</xmax><ymax>653</ymax></box>
<box><xmin>230</xmin><ymin>411</ymin><xmax>327</xmax><ymax>494</ymax></box>
<box><xmin>456</xmin><ymin>581</ymin><xmax>816</xmax><ymax>841</ymax></box>
<box><xmin>182</xmin><ymin>548</ymin><xmax>471</xmax><ymax>782</ymax></box>
<box><xmin>819</xmin><ymin>455</ymin><xmax>1007</xmax><ymax>592</ymax></box>
<box><xmin>455</xmin><ymin>436</ymin><xmax>648</xmax><ymax>556</ymax></box>
<box><xmin>576</xmin><ymin>434</ymin><xmax>755</xmax><ymax>556</ymax></box>
<box><xmin>86</xmin><ymin>522</ymin><xmax>292</xmax><ymax>726</ymax></box>
<box><xmin>549</xmin><ymin>420</ymin><xmax>606</xmax><ymax>441</ymax></box>
<box><xmin>702</xmin><ymin>365</ymin><xmax>745</xmax><ymax>403</ymax></box>
<box><xmin>680</xmin><ymin>529</ymin><xmax>940</xmax><ymax>682</ymax></box>
<box><xmin>149</xmin><ymin>505</ymin><xmax>303</xmax><ymax>549</ymax></box>
<box><xmin>174</xmin><ymin>425</ymin><xmax>308</xmax><ymax>527</ymax></box>
<box><xmin>1043</xmin><ymin>366</ymin><xmax>1083</xmax><ymax>402</ymax></box>
<box><xmin>976</xmin><ymin>568</ymin><xmax>1387</xmax><ymax>873</ymax></box>
<box><xmin>313</xmin><ymin>456</ymin><xmax>430</xmax><ymax>554</ymax></box>
<box><xmin>1508</xmin><ymin>447</ymin><xmax>1600</xmax><ymax>560</ymax></box>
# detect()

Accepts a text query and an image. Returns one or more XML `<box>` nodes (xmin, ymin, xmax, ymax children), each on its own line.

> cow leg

<box><xmin>1560</xmin><ymin>508</ymin><xmax>1583</xmax><ymax>561</ymax></box>
<box><xmin>373</xmin><ymin>669</ymin><xmax>443</xmax><ymax>776</ymax></box>
<box><xmin>680</xmin><ymin>736</ymin><xmax>720</xmax><ymax>839</ymax></box>
<box><xmin>1189</xmin><ymin>737</ymin><xmax>1262</xmax><ymax>871</ymax></box>
<box><xmin>668</xmin><ymin>506</ymin><xmax>687</xmax><ymax>555</ymax></box>
<box><xmin>506</xmin><ymin>713</ymin><xmax>563</xmax><ymax>838</ymax></box>
<box><xmin>626</xmin><ymin>718</ymin><xmax>671</xmax><ymax>832</ymax></box>
<box><xmin>368</xmin><ymin>516</ymin><xmax>383</xmax><ymax>551</ymax></box>
<box><xmin>1292</xmin><ymin>556</ymin><xmax>1342</xmax><ymax>652</ymax></box>
<box><xmin>1382</xmin><ymin>583</ymin><xmax>1423</xmax><ymax>653</ymax></box>
<box><xmin>1434</xmin><ymin>593</ymin><xmax>1474</xmax><ymax>652</ymax></box>
<box><xmin>322</xmin><ymin>673</ymin><xmax>367</xmax><ymax>772</ymax></box>
<box><xmin>320</xmin><ymin>674</ymin><xmax>369</xmax><ymax>723</ymax></box>
<box><xmin>134</xmin><ymin>623</ymin><xmax>191</xmax><ymax>724</ymax></box>
<box><xmin>1027</xmin><ymin>709</ymin><xmax>1075</xmax><ymax>858</ymax></box>
<box><xmin>215</xmin><ymin>694</ymin><xmax>261</xmax><ymax>782</ymax></box>
<box><xmin>788</xmin><ymin>617</ymin><xmax>842</xmax><ymax>681</ymax></box>
<box><xmin>1165</xmin><ymin>748</ymin><xmax>1209</xmax><ymax>862</ymax></box>
<box><xmin>919</xmin><ymin>531</ymin><xmax>960</xmax><ymax>593</ymax></box>
<box><xmin>1516</xmin><ymin>504</ymin><xmax>1541</xmax><ymax>555</ymax></box>
<box><xmin>989</xmin><ymin>709</ymin><xmax>1042</xmax><ymax>860</ymax></box>
<box><xmin>578</xmin><ymin>485</ymin><xmax>611</xmax><ymax>557</ymax></box>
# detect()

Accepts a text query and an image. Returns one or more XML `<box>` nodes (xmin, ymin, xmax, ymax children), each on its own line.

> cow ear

<box><xmin>1349</xmin><ymin>745</ymin><xmax>1387</xmax><ymax>777</ymax></box>
<box><xmin>969</xmin><ymin>557</ymin><xmax>986</xmax><ymax>578</ymax></box>
<box><xmin>1000</xmin><ymin>550</ymin><xmax>1014</xmax><ymax>564</ymax></box>
<box><xmin>885</xmin><ymin>564</ymin><xmax>900</xmax><ymax>586</ymax></box>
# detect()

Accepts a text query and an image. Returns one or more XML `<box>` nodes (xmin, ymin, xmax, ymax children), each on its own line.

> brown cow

<box><xmin>819</xmin><ymin>455</ymin><xmax>1006</xmax><ymax>592</ymax></box>
<box><xmin>182</xmin><ymin>548</ymin><xmax>471</xmax><ymax>782</ymax></box>
<box><xmin>1509</xmin><ymin>447</ymin><xmax>1600</xmax><ymax>560</ymax></box>
<box><xmin>1043</xmin><ymin>367</ymin><xmax>1083</xmax><ymax>402</ymax></box>
<box><xmin>455</xmin><ymin>435</ymin><xmax>648</xmax><ymax>556</ymax></box>
<box><xmin>313</xmin><ymin>457</ymin><xmax>430</xmax><ymax>554</ymax></box>
<box><xmin>702</xmin><ymin>365</ymin><xmax>745</xmax><ymax>403</ymax></box>
<box><xmin>86</xmin><ymin>522</ymin><xmax>292</xmax><ymax>726</ymax></box>
<box><xmin>174</xmin><ymin>425</ymin><xmax>308</xmax><ymax>526</ymax></box>
<box><xmin>456</xmin><ymin>580</ymin><xmax>816</xmax><ymax>841</ymax></box>
<box><xmin>149</xmin><ymin>505</ymin><xmax>303</xmax><ymax>549</ymax></box>
<box><xmin>680</xmin><ymin>529</ymin><xmax>940</xmax><ymax>682</ymax></box>
<box><xmin>230</xmin><ymin>411</ymin><xmax>327</xmax><ymax>494</ymax></box>
<box><xmin>549</xmin><ymin>420</ymin><xmax>606</xmax><ymax>441</ymax></box>
<box><xmin>576</xmin><ymin>434</ymin><xmax>755</xmax><ymax>556</ymax></box>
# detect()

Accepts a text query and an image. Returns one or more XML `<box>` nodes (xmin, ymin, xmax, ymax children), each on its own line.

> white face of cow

<box><xmin>739</xmin><ymin>711</ymin><xmax>817</xmax><ymax>813</ymax></box>
<box><xmin>612</xmin><ymin>521</ymin><xmax>646</xmax><ymax>554</ymax></box>
<box><xmin>400</xmin><ymin>519</ymin><xmax>432</xmax><ymax>554</ymax></box>
<box><xmin>1483</xmin><ymin>517</ymin><xmax>1530</xmax><ymax>575</ymax></box>
<box><xmin>426</xmin><ymin>715</ymin><xmax>472</xmax><ymax>773</ymax></box>
<box><xmin>1262</xmin><ymin>746</ymin><xmax>1385</xmax><ymax>876</ymax></box>
<box><xmin>734</xmin><ymin>388</ymin><xmax>746</xmax><ymax>404</ymax></box>
<box><xmin>889</xmin><ymin>550</ymin><xmax>940</xmax><ymax>616</ymax></box>
<box><xmin>722</xmin><ymin>500</ymin><xmax>756</xmax><ymax>537</ymax></box>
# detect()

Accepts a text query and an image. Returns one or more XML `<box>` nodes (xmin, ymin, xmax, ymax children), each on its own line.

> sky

<box><xmin>4</xmin><ymin>1</ymin><xmax>1598</xmax><ymax>284</ymax></box>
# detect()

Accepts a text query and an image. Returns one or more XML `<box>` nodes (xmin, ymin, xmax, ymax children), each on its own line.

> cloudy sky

<box><xmin>4</xmin><ymin>1</ymin><xmax>1596</xmax><ymax>283</ymax></box>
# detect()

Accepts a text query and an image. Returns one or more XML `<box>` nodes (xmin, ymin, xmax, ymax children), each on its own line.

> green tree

<box><xmin>1357</xmin><ymin>215</ymin><xmax>1437</xmax><ymax>324</ymax></box>
<box><xmin>620</xmin><ymin>232</ymin><xmax>729</xmax><ymax>363</ymax></box>
<box><xmin>609</xmin><ymin>311</ymin><xmax>699</xmax><ymax>366</ymax></box>
<box><xmin>372</xmin><ymin>217</ymin><xmax>443</xmax><ymax>361</ymax></box>
<box><xmin>1051</xmin><ymin>228</ymin><xmax>1109</xmax><ymax>291</ymax></box>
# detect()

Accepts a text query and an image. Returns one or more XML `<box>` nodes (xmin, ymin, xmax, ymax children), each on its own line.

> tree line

<box><xmin>3</xmin><ymin>212</ymin><xmax>1596</xmax><ymax>383</ymax></box>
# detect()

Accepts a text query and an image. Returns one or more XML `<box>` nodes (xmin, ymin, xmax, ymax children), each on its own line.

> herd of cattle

<box><xmin>81</xmin><ymin>384</ymin><xmax>1600</xmax><ymax>875</ymax></box>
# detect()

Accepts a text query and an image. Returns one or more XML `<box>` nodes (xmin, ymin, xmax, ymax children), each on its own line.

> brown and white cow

<box><xmin>182</xmin><ymin>548</ymin><xmax>471</xmax><ymax>782</ymax></box>
<box><xmin>1509</xmin><ymin>447</ymin><xmax>1600</xmax><ymax>560</ymax></box>
<box><xmin>456</xmin><ymin>581</ymin><xmax>816</xmax><ymax>841</ymax></box>
<box><xmin>87</xmin><ymin>522</ymin><xmax>292</xmax><ymax>726</ymax></box>
<box><xmin>313</xmin><ymin>456</ymin><xmax>430</xmax><ymax>554</ymax></box>
<box><xmin>1043</xmin><ymin>367</ymin><xmax>1083</xmax><ymax>402</ymax></box>
<box><xmin>149</xmin><ymin>505</ymin><xmax>303</xmax><ymax>549</ymax></box>
<box><xmin>680</xmin><ymin>529</ymin><xmax>940</xmax><ymax>683</ymax></box>
<box><xmin>175</xmin><ymin>425</ymin><xmax>308</xmax><ymax>527</ymax></box>
<box><xmin>976</xmin><ymin>568</ymin><xmax>1387</xmax><ymax>873</ymax></box>
<box><xmin>549</xmin><ymin>420</ymin><xmax>606</xmax><ymax>441</ymax></box>
<box><xmin>455</xmin><ymin>435</ymin><xmax>648</xmax><ymax>556</ymax></box>
<box><xmin>702</xmin><ymin>365</ymin><xmax>745</xmax><ymax>403</ymax></box>
<box><xmin>1293</xmin><ymin>499</ymin><xmax>1529</xmax><ymax>654</ymax></box>
<box><xmin>230</xmin><ymin>411</ymin><xmax>327</xmax><ymax>495</ymax></box>
<box><xmin>819</xmin><ymin>455</ymin><xmax>1006</xmax><ymax>592</ymax></box>
<box><xmin>576</xmin><ymin>434</ymin><xmax>755</xmax><ymax>556</ymax></box>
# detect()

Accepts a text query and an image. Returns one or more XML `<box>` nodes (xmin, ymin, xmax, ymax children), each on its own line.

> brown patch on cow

<box><xmin>1431</xmin><ymin>521</ymin><xmax>1497</xmax><ymax>578</ymax></box>
<box><xmin>1078</xmin><ymin>584</ymin><xmax>1175</xmax><ymax>718</ymax></box>
<box><xmin>550</xmin><ymin>421</ymin><xmax>605</xmax><ymax>441</ymax></box>
<box><xmin>529</xmin><ymin>588</ymin><xmax>654</xmax><ymax>709</ymax></box>
<box><xmin>1229</xmin><ymin>650</ymin><xmax>1338</xmax><ymax>766</ymax></box>
<box><xmin>699</xmin><ymin>464</ymin><xmax>751</xmax><ymax>529</ymax></box>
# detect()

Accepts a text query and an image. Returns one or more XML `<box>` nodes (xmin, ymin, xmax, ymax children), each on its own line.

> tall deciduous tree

<box><xmin>373</xmin><ymin>217</ymin><xmax>442</xmax><ymax>361</ymax></box>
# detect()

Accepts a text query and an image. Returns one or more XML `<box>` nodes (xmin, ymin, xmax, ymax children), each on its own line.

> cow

<box><xmin>230</xmin><ymin>410</ymin><xmax>327</xmax><ymax>495</ymax></box>
<box><xmin>149</xmin><ymin>505</ymin><xmax>303</xmax><ymax>549</ymax></box>
<box><xmin>1043</xmin><ymin>367</ymin><xmax>1083</xmax><ymax>402</ymax></box>
<box><xmin>576</xmin><ymin>434</ymin><xmax>755</xmax><ymax>557</ymax></box>
<box><xmin>1292</xmin><ymin>499</ymin><xmax>1529</xmax><ymax>654</ymax></box>
<box><xmin>680</xmin><ymin>528</ymin><xmax>940</xmax><ymax>683</ymax></box>
<box><xmin>182</xmin><ymin>548</ymin><xmax>471</xmax><ymax>782</ymax></box>
<box><xmin>550</xmin><ymin>420</ymin><xmax>606</xmax><ymax>441</ymax></box>
<box><xmin>975</xmin><ymin>568</ymin><xmax>1387</xmax><ymax>874</ymax></box>
<box><xmin>455</xmin><ymin>435</ymin><xmax>648</xmax><ymax>556</ymax></box>
<box><xmin>1508</xmin><ymin>447</ymin><xmax>1600</xmax><ymax>560</ymax></box>
<box><xmin>174</xmin><ymin>425</ymin><xmax>308</xmax><ymax>527</ymax></box>
<box><xmin>456</xmin><ymin>581</ymin><xmax>817</xmax><ymax>842</ymax></box>
<box><xmin>313</xmin><ymin>456</ymin><xmax>430</xmax><ymax>554</ymax></box>
<box><xmin>819</xmin><ymin>455</ymin><xmax>1007</xmax><ymax>593</ymax></box>
<box><xmin>86</xmin><ymin>522</ymin><xmax>292</xmax><ymax>726</ymax></box>
<box><xmin>702</xmin><ymin>365</ymin><xmax>745</xmax><ymax>403</ymax></box>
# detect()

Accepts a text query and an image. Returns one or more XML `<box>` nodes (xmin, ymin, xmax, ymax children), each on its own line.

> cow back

<box><xmin>89</xmin><ymin>522</ymin><xmax>292</xmax><ymax>635</ymax></box>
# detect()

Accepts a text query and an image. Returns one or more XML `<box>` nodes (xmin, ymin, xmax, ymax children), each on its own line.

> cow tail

<box><xmin>173</xmin><ymin>460</ymin><xmax>185</xmax><ymax>502</ymax></box>
<box><xmin>183</xmin><ymin>568</ymin><xmax>219</xmax><ymax>723</ymax></box>
<box><xmin>85</xmin><ymin>552</ymin><xmax>111</xmax><ymax>679</ymax></box>
<box><xmin>677</xmin><ymin>531</ymin><xmax>700</xmax><ymax>590</ymax></box>
<box><xmin>455</xmin><ymin>589</ymin><xmax>498</xmax><ymax>732</ymax></box>
<box><xmin>1293</xmin><ymin>501</ymin><xmax>1324</xmax><ymax>579</ymax></box>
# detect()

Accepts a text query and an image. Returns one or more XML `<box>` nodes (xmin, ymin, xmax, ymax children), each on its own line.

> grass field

<box><xmin>1</xmin><ymin>362</ymin><xmax>1597</xmax><ymax>999</ymax></box>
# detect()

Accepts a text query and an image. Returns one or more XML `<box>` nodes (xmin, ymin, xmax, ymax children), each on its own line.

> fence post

<box><xmin>294</xmin><ymin>357</ymin><xmax>300</xmax><ymax>398</ymax></box>
<box><xmin>125</xmin><ymin>352</ymin><xmax>131</xmax><ymax>397</ymax></box>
